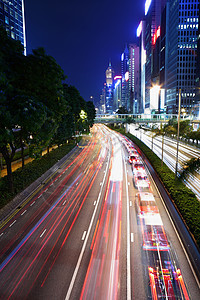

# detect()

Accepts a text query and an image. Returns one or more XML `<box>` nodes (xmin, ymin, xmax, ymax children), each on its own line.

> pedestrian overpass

<box><xmin>95</xmin><ymin>114</ymin><xmax>200</xmax><ymax>125</ymax></box>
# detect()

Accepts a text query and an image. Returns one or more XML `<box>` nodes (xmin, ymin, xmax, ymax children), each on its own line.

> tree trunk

<box><xmin>21</xmin><ymin>145</ymin><xmax>24</xmax><ymax>168</ymax></box>
<box><xmin>6</xmin><ymin>159</ymin><xmax>14</xmax><ymax>193</ymax></box>
<box><xmin>21</xmin><ymin>136</ymin><xmax>25</xmax><ymax>168</ymax></box>
<box><xmin>0</xmin><ymin>144</ymin><xmax>16</xmax><ymax>193</ymax></box>
<box><xmin>47</xmin><ymin>146</ymin><xmax>50</xmax><ymax>154</ymax></box>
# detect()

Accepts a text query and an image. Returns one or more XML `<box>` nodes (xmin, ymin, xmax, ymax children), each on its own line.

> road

<box><xmin>128</xmin><ymin>124</ymin><xmax>200</xmax><ymax>200</ymax></box>
<box><xmin>0</xmin><ymin>124</ymin><xmax>199</xmax><ymax>299</ymax></box>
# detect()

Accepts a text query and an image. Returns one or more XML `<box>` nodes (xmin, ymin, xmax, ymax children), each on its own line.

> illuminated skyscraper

<box><xmin>129</xmin><ymin>44</ymin><xmax>139</xmax><ymax>113</ymax></box>
<box><xmin>144</xmin><ymin>0</ymin><xmax>166</xmax><ymax>113</ymax></box>
<box><xmin>166</xmin><ymin>0</ymin><xmax>199</xmax><ymax>114</ymax></box>
<box><xmin>0</xmin><ymin>0</ymin><xmax>26</xmax><ymax>55</ymax></box>
<box><xmin>113</xmin><ymin>76</ymin><xmax>122</xmax><ymax>111</ymax></box>
<box><xmin>105</xmin><ymin>61</ymin><xmax>114</xmax><ymax>113</ymax></box>
<box><xmin>137</xmin><ymin>20</ymin><xmax>146</xmax><ymax>113</ymax></box>
<box><xmin>121</xmin><ymin>45</ymin><xmax>129</xmax><ymax>110</ymax></box>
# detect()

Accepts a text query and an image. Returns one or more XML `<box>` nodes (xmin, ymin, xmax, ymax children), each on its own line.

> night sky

<box><xmin>24</xmin><ymin>0</ymin><xmax>145</xmax><ymax>103</ymax></box>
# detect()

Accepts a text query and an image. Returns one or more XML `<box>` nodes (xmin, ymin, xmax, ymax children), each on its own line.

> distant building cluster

<box><xmin>98</xmin><ymin>0</ymin><xmax>200</xmax><ymax>118</ymax></box>
<box><xmin>99</xmin><ymin>45</ymin><xmax>139</xmax><ymax>115</ymax></box>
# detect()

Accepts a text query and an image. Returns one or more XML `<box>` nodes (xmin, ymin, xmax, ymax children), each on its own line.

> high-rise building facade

<box><xmin>129</xmin><ymin>44</ymin><xmax>140</xmax><ymax>113</ymax></box>
<box><xmin>195</xmin><ymin>5</ymin><xmax>200</xmax><ymax>117</ymax></box>
<box><xmin>105</xmin><ymin>62</ymin><xmax>114</xmax><ymax>113</ymax></box>
<box><xmin>113</xmin><ymin>76</ymin><xmax>122</xmax><ymax>111</ymax></box>
<box><xmin>0</xmin><ymin>0</ymin><xmax>26</xmax><ymax>54</ymax></box>
<box><xmin>137</xmin><ymin>20</ymin><xmax>146</xmax><ymax>113</ymax></box>
<box><xmin>121</xmin><ymin>45</ymin><xmax>129</xmax><ymax>110</ymax></box>
<box><xmin>144</xmin><ymin>0</ymin><xmax>167</xmax><ymax>114</ymax></box>
<box><xmin>120</xmin><ymin>44</ymin><xmax>140</xmax><ymax>113</ymax></box>
<box><xmin>166</xmin><ymin>0</ymin><xmax>199</xmax><ymax>114</ymax></box>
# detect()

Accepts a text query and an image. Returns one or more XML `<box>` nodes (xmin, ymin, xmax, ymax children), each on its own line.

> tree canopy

<box><xmin>0</xmin><ymin>26</ymin><xmax>96</xmax><ymax>192</ymax></box>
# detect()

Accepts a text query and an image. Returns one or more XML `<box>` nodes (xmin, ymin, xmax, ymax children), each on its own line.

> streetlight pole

<box><xmin>175</xmin><ymin>89</ymin><xmax>181</xmax><ymax>178</ymax></box>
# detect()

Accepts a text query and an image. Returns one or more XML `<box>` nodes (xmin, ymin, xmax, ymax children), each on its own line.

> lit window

<box><xmin>5</xmin><ymin>16</ymin><xmax>9</xmax><ymax>24</ymax></box>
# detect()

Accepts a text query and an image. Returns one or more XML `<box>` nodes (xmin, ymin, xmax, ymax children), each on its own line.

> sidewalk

<box><xmin>1</xmin><ymin>147</ymin><xmax>58</xmax><ymax>177</ymax></box>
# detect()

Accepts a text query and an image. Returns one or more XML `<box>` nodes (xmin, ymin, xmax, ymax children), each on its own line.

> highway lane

<box><xmin>128</xmin><ymin>124</ymin><xmax>200</xmax><ymax>200</ymax></box>
<box><xmin>0</xmin><ymin>129</ymin><xmax>107</xmax><ymax>299</ymax></box>
<box><xmin>121</xmin><ymin>132</ymin><xmax>200</xmax><ymax>299</ymax></box>
<box><xmin>0</xmin><ymin>124</ymin><xmax>199</xmax><ymax>299</ymax></box>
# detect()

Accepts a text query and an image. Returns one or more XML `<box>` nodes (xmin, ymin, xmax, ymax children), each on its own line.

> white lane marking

<box><xmin>44</xmin><ymin>188</ymin><xmax>48</xmax><ymax>192</ymax></box>
<box><xmin>123</xmin><ymin>150</ymin><xmax>132</xmax><ymax>300</ymax></box>
<box><xmin>50</xmin><ymin>183</ymin><xmax>53</xmax><ymax>186</ymax></box>
<box><xmin>130</xmin><ymin>201</ymin><xmax>132</xmax><ymax>207</ymax></box>
<box><xmin>38</xmin><ymin>195</ymin><xmax>42</xmax><ymax>198</ymax></box>
<box><xmin>81</xmin><ymin>231</ymin><xmax>87</xmax><ymax>241</ymax></box>
<box><xmin>128</xmin><ymin>182</ymin><xmax>130</xmax><ymax>185</ymax></box>
<box><xmin>63</xmin><ymin>200</ymin><xmax>67</xmax><ymax>205</ymax></box>
<box><xmin>21</xmin><ymin>210</ymin><xmax>27</xmax><ymax>216</ymax></box>
<box><xmin>30</xmin><ymin>201</ymin><xmax>35</xmax><ymax>206</ymax></box>
<box><xmin>9</xmin><ymin>220</ymin><xmax>16</xmax><ymax>228</ymax></box>
<box><xmin>76</xmin><ymin>182</ymin><xmax>79</xmax><ymax>186</ymax></box>
<box><xmin>55</xmin><ymin>178</ymin><xmax>58</xmax><ymax>182</ymax></box>
<box><xmin>40</xmin><ymin>229</ymin><xmax>46</xmax><ymax>238</ymax></box>
<box><xmin>94</xmin><ymin>201</ymin><xmax>96</xmax><ymax>206</ymax></box>
<box><xmin>131</xmin><ymin>233</ymin><xmax>134</xmax><ymax>243</ymax></box>
<box><xmin>100</xmin><ymin>182</ymin><xmax>102</xmax><ymax>185</ymax></box>
<box><xmin>0</xmin><ymin>233</ymin><xmax>3</xmax><ymax>238</ymax></box>
<box><xmin>65</xmin><ymin>145</ymin><xmax>111</xmax><ymax>300</ymax></box>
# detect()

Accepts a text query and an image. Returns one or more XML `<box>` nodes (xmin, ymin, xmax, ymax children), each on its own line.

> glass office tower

<box><xmin>166</xmin><ymin>0</ymin><xmax>199</xmax><ymax>114</ymax></box>
<box><xmin>0</xmin><ymin>0</ymin><xmax>26</xmax><ymax>55</ymax></box>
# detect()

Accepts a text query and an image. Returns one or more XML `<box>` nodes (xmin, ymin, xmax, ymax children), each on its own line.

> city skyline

<box><xmin>24</xmin><ymin>0</ymin><xmax>145</xmax><ymax>102</ymax></box>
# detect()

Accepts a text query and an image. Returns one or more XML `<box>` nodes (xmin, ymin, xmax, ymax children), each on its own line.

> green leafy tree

<box><xmin>85</xmin><ymin>101</ymin><xmax>96</xmax><ymax>129</ymax></box>
<box><xmin>117</xmin><ymin>106</ymin><xmax>128</xmax><ymax>118</ymax></box>
<box><xmin>14</xmin><ymin>95</ymin><xmax>47</xmax><ymax>166</ymax></box>
<box><xmin>173</xmin><ymin>120</ymin><xmax>192</xmax><ymax>138</ymax></box>
<box><xmin>0</xmin><ymin>26</ymin><xmax>25</xmax><ymax>191</ymax></box>
<box><xmin>52</xmin><ymin>84</ymin><xmax>74</xmax><ymax>145</ymax></box>
<box><xmin>22</xmin><ymin>48</ymin><xmax>66</xmax><ymax>154</ymax></box>
<box><xmin>180</xmin><ymin>157</ymin><xmax>200</xmax><ymax>180</ymax></box>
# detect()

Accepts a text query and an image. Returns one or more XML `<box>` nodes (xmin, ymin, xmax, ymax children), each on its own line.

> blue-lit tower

<box><xmin>105</xmin><ymin>61</ymin><xmax>114</xmax><ymax>113</ymax></box>
<box><xmin>0</xmin><ymin>0</ymin><xmax>26</xmax><ymax>55</ymax></box>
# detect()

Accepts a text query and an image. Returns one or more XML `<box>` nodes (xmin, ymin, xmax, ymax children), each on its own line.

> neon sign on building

<box><xmin>152</xmin><ymin>26</ymin><xmax>160</xmax><ymax>45</ymax></box>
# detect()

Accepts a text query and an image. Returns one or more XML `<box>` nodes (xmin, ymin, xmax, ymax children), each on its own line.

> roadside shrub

<box><xmin>0</xmin><ymin>141</ymin><xmax>76</xmax><ymax>209</ymax></box>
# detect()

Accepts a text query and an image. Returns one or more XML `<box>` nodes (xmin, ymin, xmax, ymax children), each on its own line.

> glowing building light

<box><xmin>121</xmin><ymin>53</ymin><xmax>124</xmax><ymax>61</ymax></box>
<box><xmin>137</xmin><ymin>21</ymin><xmax>142</xmax><ymax>37</ymax></box>
<box><xmin>150</xmin><ymin>85</ymin><xmax>160</xmax><ymax>110</ymax></box>
<box><xmin>115</xmin><ymin>80</ymin><xmax>121</xmax><ymax>89</ymax></box>
<box><xmin>125</xmin><ymin>71</ymin><xmax>129</xmax><ymax>81</ymax></box>
<box><xmin>145</xmin><ymin>0</ymin><xmax>152</xmax><ymax>16</ymax></box>
<box><xmin>114</xmin><ymin>75</ymin><xmax>122</xmax><ymax>80</ymax></box>
<box><xmin>152</xmin><ymin>26</ymin><xmax>161</xmax><ymax>45</ymax></box>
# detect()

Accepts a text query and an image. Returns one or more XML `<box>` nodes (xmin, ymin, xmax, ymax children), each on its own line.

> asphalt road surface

<box><xmin>0</xmin><ymin>124</ymin><xmax>199</xmax><ymax>299</ymax></box>
<box><xmin>128</xmin><ymin>123</ymin><xmax>200</xmax><ymax>200</ymax></box>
